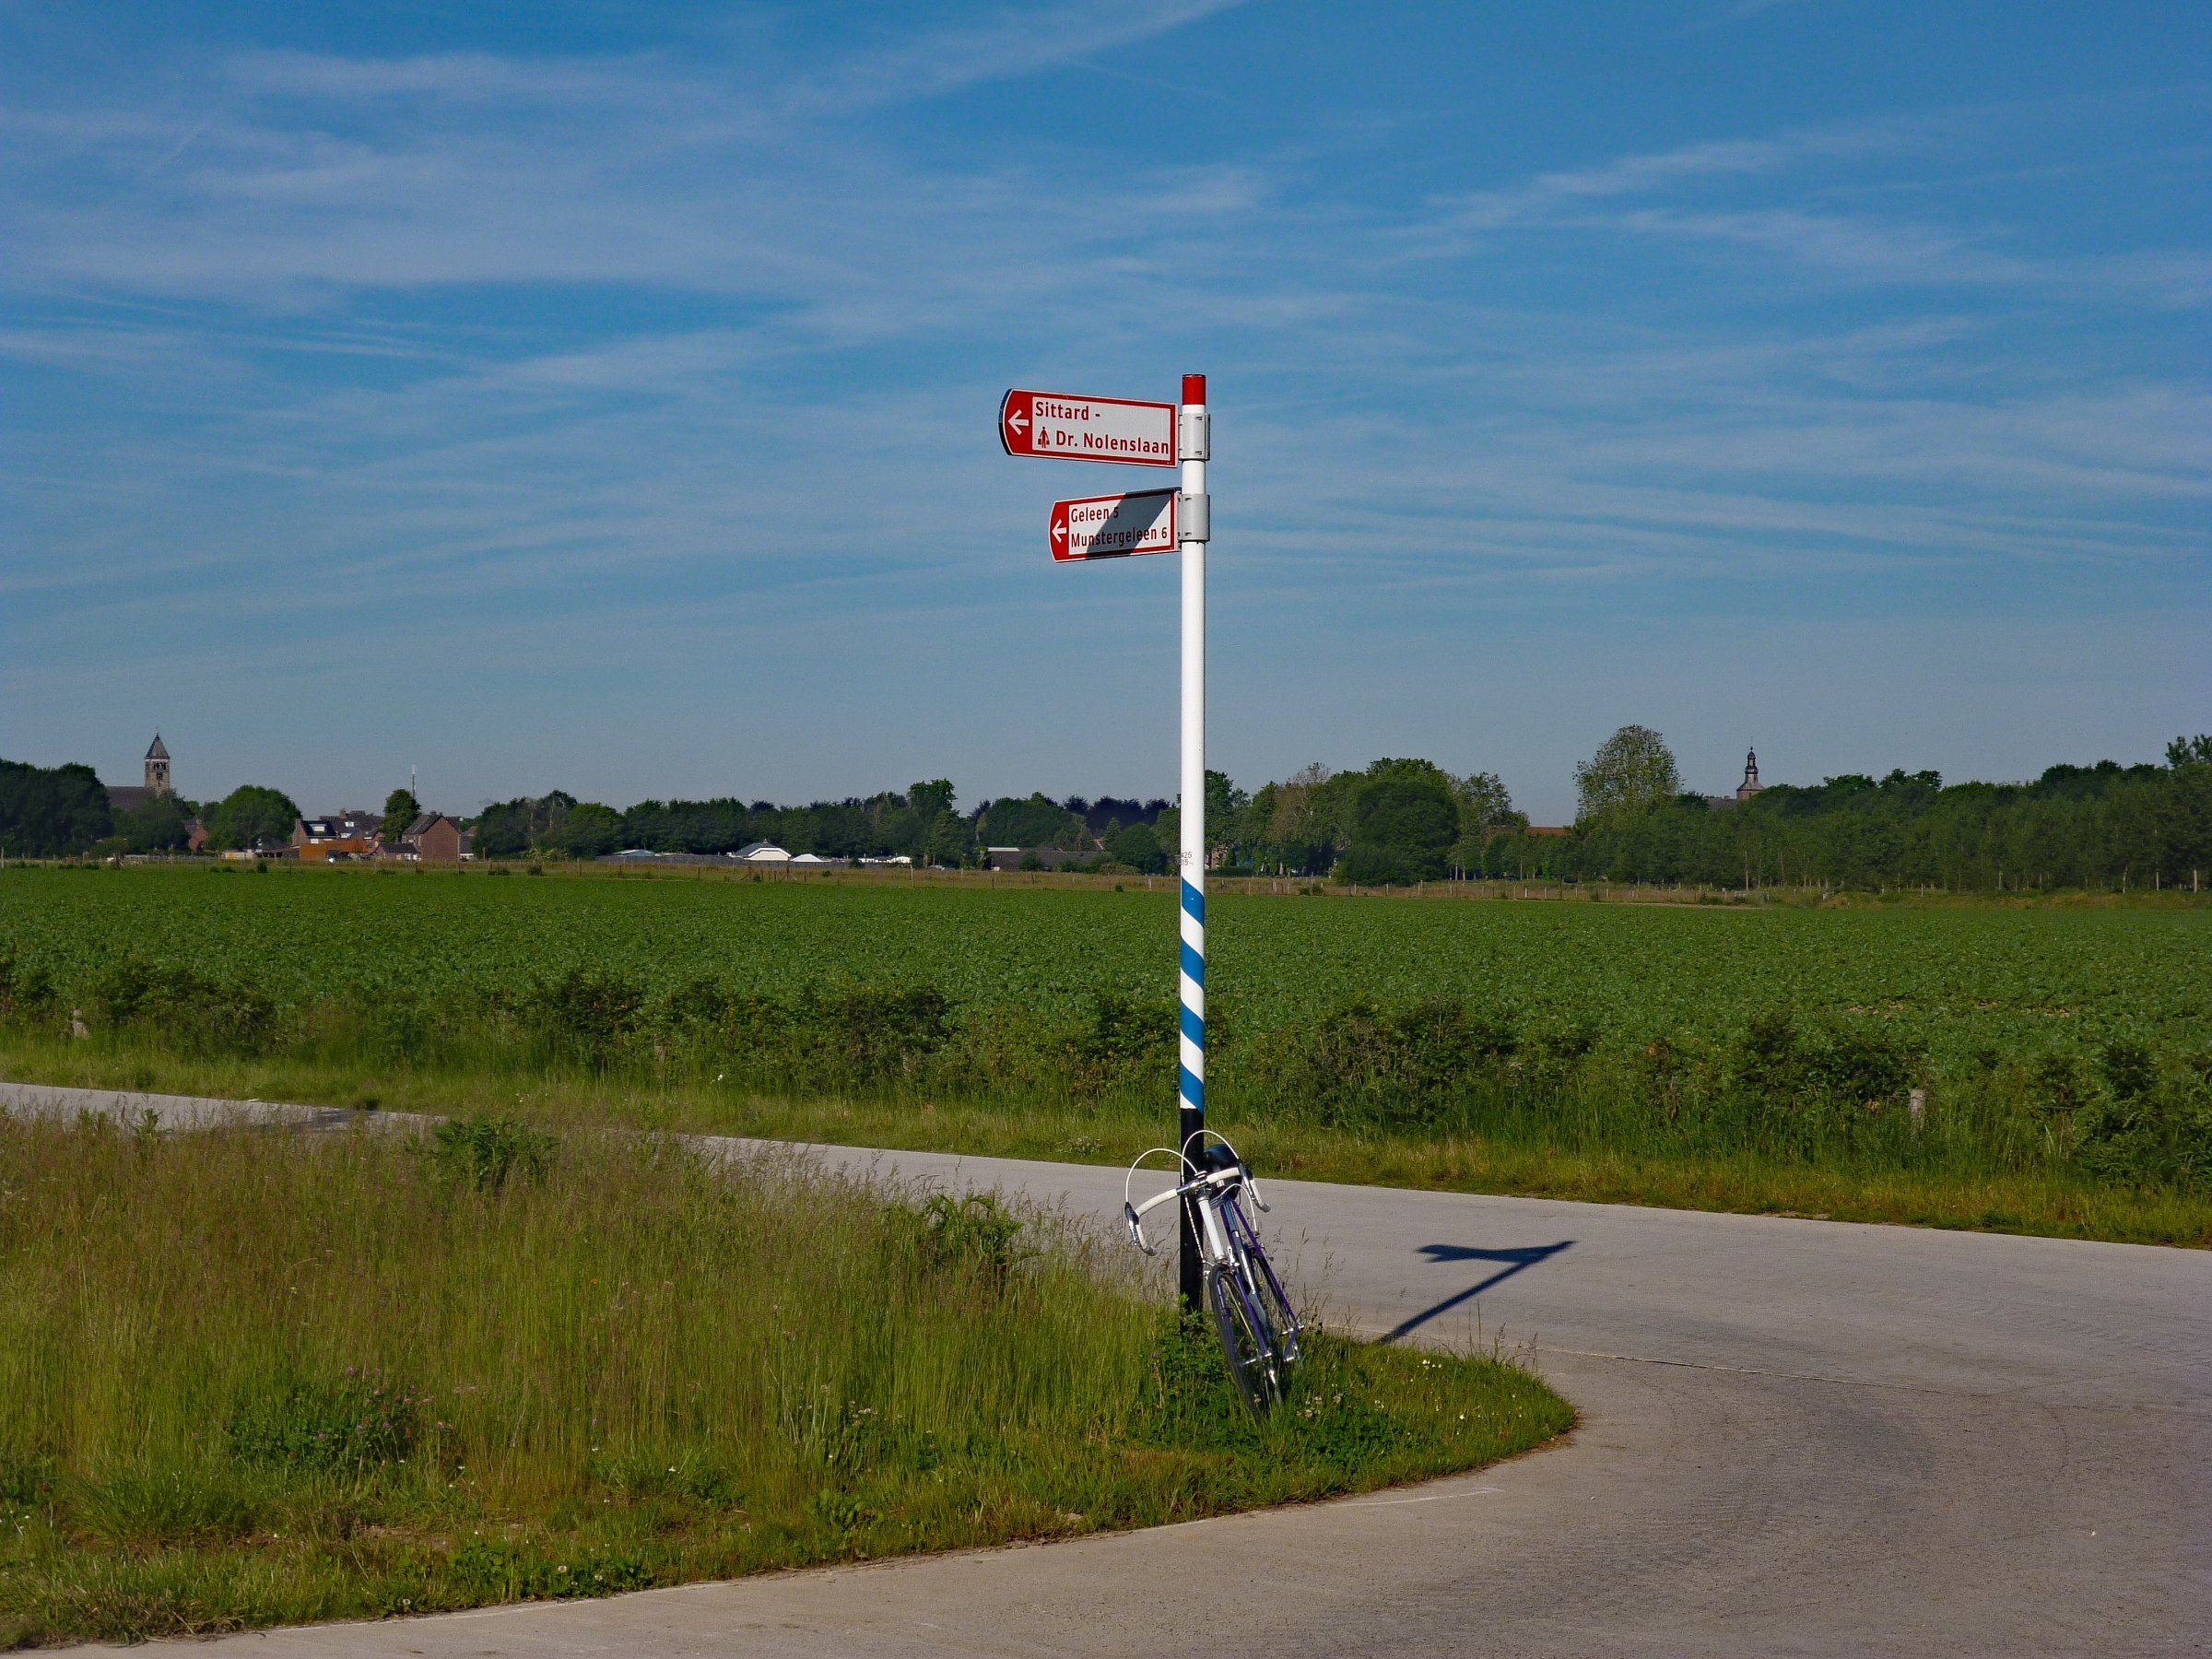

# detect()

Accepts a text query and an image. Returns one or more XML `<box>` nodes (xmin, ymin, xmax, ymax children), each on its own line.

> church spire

<box><xmin>1735</xmin><ymin>746</ymin><xmax>1762</xmax><ymax>801</ymax></box>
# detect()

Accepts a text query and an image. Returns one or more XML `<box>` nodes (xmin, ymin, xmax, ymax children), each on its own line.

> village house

<box><xmin>382</xmin><ymin>812</ymin><xmax>470</xmax><ymax>864</ymax></box>
<box><xmin>291</xmin><ymin>810</ymin><xmax>382</xmax><ymax>862</ymax></box>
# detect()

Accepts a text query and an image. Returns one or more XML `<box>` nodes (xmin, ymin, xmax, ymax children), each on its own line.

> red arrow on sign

<box><xmin>1001</xmin><ymin>388</ymin><xmax>1178</xmax><ymax>467</ymax></box>
<box><xmin>1052</xmin><ymin>488</ymin><xmax>1178</xmax><ymax>561</ymax></box>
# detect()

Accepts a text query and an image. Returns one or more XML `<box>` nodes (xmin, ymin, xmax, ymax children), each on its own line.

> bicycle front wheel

<box><xmin>1241</xmin><ymin>1239</ymin><xmax>1302</xmax><ymax>1372</ymax></box>
<box><xmin>1224</xmin><ymin>1196</ymin><xmax>1302</xmax><ymax>1372</ymax></box>
<box><xmin>1207</xmin><ymin>1267</ymin><xmax>1282</xmax><ymax>1417</ymax></box>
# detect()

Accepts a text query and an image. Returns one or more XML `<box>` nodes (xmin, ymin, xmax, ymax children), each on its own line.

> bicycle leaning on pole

<box><xmin>1124</xmin><ymin>1132</ymin><xmax>1302</xmax><ymax>1415</ymax></box>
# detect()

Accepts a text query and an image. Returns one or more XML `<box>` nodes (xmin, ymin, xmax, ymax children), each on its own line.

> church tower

<box><xmin>1735</xmin><ymin>747</ymin><xmax>1761</xmax><ymax>802</ymax></box>
<box><xmin>145</xmin><ymin>735</ymin><xmax>171</xmax><ymax>799</ymax></box>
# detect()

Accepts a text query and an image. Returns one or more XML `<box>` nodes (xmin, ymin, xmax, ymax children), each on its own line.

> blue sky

<box><xmin>3</xmin><ymin>1</ymin><xmax>2206</xmax><ymax>823</ymax></box>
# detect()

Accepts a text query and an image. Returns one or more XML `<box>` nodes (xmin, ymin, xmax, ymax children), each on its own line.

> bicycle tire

<box><xmin>1222</xmin><ymin>1193</ymin><xmax>1301</xmax><ymax>1371</ymax></box>
<box><xmin>1206</xmin><ymin>1266</ymin><xmax>1282</xmax><ymax>1417</ymax></box>
<box><xmin>1240</xmin><ymin>1236</ymin><xmax>1302</xmax><ymax>1371</ymax></box>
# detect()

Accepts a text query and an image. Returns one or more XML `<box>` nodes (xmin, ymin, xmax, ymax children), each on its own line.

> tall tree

<box><xmin>1574</xmin><ymin>725</ymin><xmax>1681</xmax><ymax>824</ymax></box>
<box><xmin>923</xmin><ymin>809</ymin><xmax>970</xmax><ymax>868</ymax></box>
<box><xmin>1203</xmin><ymin>769</ymin><xmax>1248</xmax><ymax>857</ymax></box>
<box><xmin>1453</xmin><ymin>770</ymin><xmax>1520</xmax><ymax>830</ymax></box>
<box><xmin>1105</xmin><ymin>820</ymin><xmax>1166</xmax><ymax>874</ymax></box>
<box><xmin>976</xmin><ymin>793</ymin><xmax>1084</xmax><ymax>849</ymax></box>
<box><xmin>115</xmin><ymin>794</ymin><xmax>195</xmax><ymax>853</ymax></box>
<box><xmin>382</xmin><ymin>786</ymin><xmax>422</xmax><ymax>838</ymax></box>
<box><xmin>0</xmin><ymin>759</ymin><xmax>113</xmax><ymax>856</ymax></box>
<box><xmin>907</xmin><ymin>780</ymin><xmax>957</xmax><ymax>822</ymax></box>
<box><xmin>1349</xmin><ymin>771</ymin><xmax>1458</xmax><ymax>880</ymax></box>
<box><xmin>207</xmin><ymin>785</ymin><xmax>300</xmax><ymax>852</ymax></box>
<box><xmin>551</xmin><ymin>802</ymin><xmax>623</xmax><ymax>859</ymax></box>
<box><xmin>1265</xmin><ymin>762</ymin><xmax>1335</xmax><ymax>866</ymax></box>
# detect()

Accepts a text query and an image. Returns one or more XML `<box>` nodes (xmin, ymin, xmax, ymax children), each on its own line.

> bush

<box><xmin>524</xmin><ymin>970</ymin><xmax>644</xmax><ymax>1065</ymax></box>
<box><xmin>81</xmin><ymin>958</ymin><xmax>274</xmax><ymax>1054</ymax></box>
<box><xmin>1266</xmin><ymin>995</ymin><xmax>1520</xmax><ymax>1126</ymax></box>
<box><xmin>654</xmin><ymin>978</ymin><xmax>791</xmax><ymax>1059</ymax></box>
<box><xmin>799</xmin><ymin>983</ymin><xmax>950</xmax><ymax>1083</ymax></box>
<box><xmin>0</xmin><ymin>953</ymin><xmax>57</xmax><ymax>1028</ymax></box>
<box><xmin>909</xmin><ymin>1193</ymin><xmax>1029</xmax><ymax>1288</ymax></box>
<box><xmin>429</xmin><ymin>1114</ymin><xmax>556</xmax><ymax>1194</ymax></box>
<box><xmin>1722</xmin><ymin>1009</ymin><xmax>1922</xmax><ymax>1154</ymax></box>
<box><xmin>1073</xmin><ymin>992</ymin><xmax>1177</xmax><ymax>1093</ymax></box>
<box><xmin>2075</xmin><ymin>1044</ymin><xmax>2212</xmax><ymax>1190</ymax></box>
<box><xmin>1523</xmin><ymin>1015</ymin><xmax>1601</xmax><ymax>1084</ymax></box>
<box><xmin>2028</xmin><ymin>1050</ymin><xmax>2098</xmax><ymax>1118</ymax></box>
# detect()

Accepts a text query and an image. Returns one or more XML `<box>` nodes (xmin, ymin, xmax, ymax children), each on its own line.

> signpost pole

<box><xmin>1176</xmin><ymin>372</ymin><xmax>1209</xmax><ymax>1315</ymax></box>
<box><xmin>997</xmin><ymin>374</ymin><xmax>1206</xmax><ymax>1314</ymax></box>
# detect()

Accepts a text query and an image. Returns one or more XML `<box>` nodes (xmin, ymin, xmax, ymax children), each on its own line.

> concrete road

<box><xmin>7</xmin><ymin>1082</ymin><xmax>2208</xmax><ymax>1656</ymax></box>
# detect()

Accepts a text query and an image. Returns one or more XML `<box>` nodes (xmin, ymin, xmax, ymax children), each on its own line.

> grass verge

<box><xmin>4</xmin><ymin>1037</ymin><xmax>2207</xmax><ymax>1247</ymax></box>
<box><xmin>0</xmin><ymin>1113</ymin><xmax>1570</xmax><ymax>1649</ymax></box>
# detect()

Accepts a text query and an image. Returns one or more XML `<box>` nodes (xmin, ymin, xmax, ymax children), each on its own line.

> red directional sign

<box><xmin>1002</xmin><ymin>388</ymin><xmax>1178</xmax><ymax>468</ymax></box>
<box><xmin>1051</xmin><ymin>488</ymin><xmax>1179</xmax><ymax>561</ymax></box>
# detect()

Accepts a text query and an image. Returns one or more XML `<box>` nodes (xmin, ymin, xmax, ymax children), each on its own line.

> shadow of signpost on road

<box><xmin>1381</xmin><ymin>1241</ymin><xmax>1575</xmax><ymax>1344</ymax></box>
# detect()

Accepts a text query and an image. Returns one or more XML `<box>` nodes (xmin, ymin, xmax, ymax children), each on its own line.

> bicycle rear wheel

<box><xmin>1206</xmin><ymin>1266</ymin><xmax>1282</xmax><ymax>1417</ymax></box>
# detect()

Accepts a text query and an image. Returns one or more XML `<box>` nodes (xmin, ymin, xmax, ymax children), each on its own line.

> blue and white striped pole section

<box><xmin>1176</xmin><ymin>371</ymin><xmax>1210</xmax><ymax>1313</ymax></box>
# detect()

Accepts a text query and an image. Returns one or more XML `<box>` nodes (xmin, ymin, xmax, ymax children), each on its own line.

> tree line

<box><xmin>469</xmin><ymin>783</ymin><xmax>1180</xmax><ymax>870</ymax></box>
<box><xmin>6</xmin><ymin>729</ymin><xmax>2207</xmax><ymax>892</ymax></box>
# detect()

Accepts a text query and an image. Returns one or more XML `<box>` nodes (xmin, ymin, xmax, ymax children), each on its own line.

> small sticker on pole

<box><xmin>1051</xmin><ymin>488</ymin><xmax>1179</xmax><ymax>561</ymax></box>
<box><xmin>1002</xmin><ymin>389</ymin><xmax>1178</xmax><ymax>467</ymax></box>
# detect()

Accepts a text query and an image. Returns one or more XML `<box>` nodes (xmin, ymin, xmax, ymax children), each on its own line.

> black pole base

<box><xmin>1178</xmin><ymin>1101</ymin><xmax>1204</xmax><ymax>1312</ymax></box>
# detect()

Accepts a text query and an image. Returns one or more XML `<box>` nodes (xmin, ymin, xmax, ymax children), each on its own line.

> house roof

<box><xmin>107</xmin><ymin>786</ymin><xmax>153</xmax><ymax>814</ymax></box>
<box><xmin>733</xmin><ymin>841</ymin><xmax>790</xmax><ymax>860</ymax></box>
<box><xmin>404</xmin><ymin>812</ymin><xmax>454</xmax><ymax>837</ymax></box>
<box><xmin>146</xmin><ymin>735</ymin><xmax>169</xmax><ymax>760</ymax></box>
<box><xmin>299</xmin><ymin>810</ymin><xmax>382</xmax><ymax>841</ymax></box>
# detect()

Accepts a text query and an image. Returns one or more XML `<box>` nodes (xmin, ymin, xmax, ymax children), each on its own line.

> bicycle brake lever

<box><xmin>1123</xmin><ymin>1201</ymin><xmax>1159</xmax><ymax>1256</ymax></box>
<box><xmin>1246</xmin><ymin>1172</ymin><xmax>1269</xmax><ymax>1213</ymax></box>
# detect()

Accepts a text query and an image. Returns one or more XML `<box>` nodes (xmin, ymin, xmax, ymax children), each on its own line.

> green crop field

<box><xmin>2</xmin><ymin>865</ymin><xmax>2207</xmax><ymax>1242</ymax></box>
<box><xmin>3</xmin><ymin>865</ymin><xmax>2205</xmax><ymax>1054</ymax></box>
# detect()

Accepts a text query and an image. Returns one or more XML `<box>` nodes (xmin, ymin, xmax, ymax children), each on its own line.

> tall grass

<box><xmin>0</xmin><ymin>1116</ymin><xmax>1569</xmax><ymax>1648</ymax></box>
